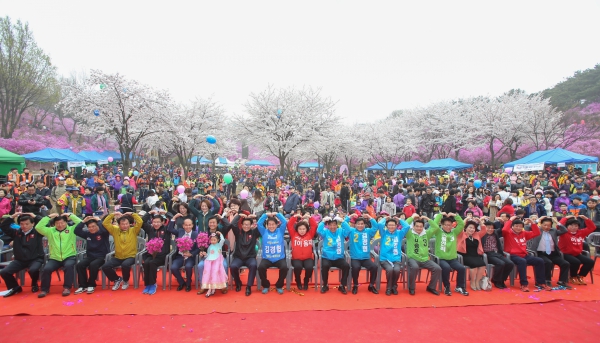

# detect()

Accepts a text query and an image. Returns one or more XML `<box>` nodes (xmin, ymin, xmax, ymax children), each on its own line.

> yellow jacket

<box><xmin>102</xmin><ymin>213</ymin><xmax>143</xmax><ymax>259</ymax></box>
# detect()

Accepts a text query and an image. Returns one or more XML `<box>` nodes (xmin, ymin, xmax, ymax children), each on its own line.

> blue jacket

<box><xmin>377</xmin><ymin>219</ymin><xmax>410</xmax><ymax>263</ymax></box>
<box><xmin>523</xmin><ymin>203</ymin><xmax>547</xmax><ymax>218</ymax></box>
<box><xmin>74</xmin><ymin>221</ymin><xmax>110</xmax><ymax>259</ymax></box>
<box><xmin>257</xmin><ymin>213</ymin><xmax>287</xmax><ymax>262</ymax></box>
<box><xmin>317</xmin><ymin>222</ymin><xmax>346</xmax><ymax>260</ymax></box>
<box><xmin>283</xmin><ymin>193</ymin><xmax>302</xmax><ymax>213</ymax></box>
<box><xmin>342</xmin><ymin>218</ymin><xmax>378</xmax><ymax>260</ymax></box>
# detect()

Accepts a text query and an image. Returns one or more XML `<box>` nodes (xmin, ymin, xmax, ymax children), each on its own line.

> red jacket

<box><xmin>497</xmin><ymin>205</ymin><xmax>515</xmax><ymax>217</ymax></box>
<box><xmin>403</xmin><ymin>204</ymin><xmax>416</xmax><ymax>217</ymax></box>
<box><xmin>558</xmin><ymin>218</ymin><xmax>595</xmax><ymax>256</ymax></box>
<box><xmin>287</xmin><ymin>216</ymin><xmax>317</xmax><ymax>260</ymax></box>
<box><xmin>502</xmin><ymin>220</ymin><xmax>540</xmax><ymax>257</ymax></box>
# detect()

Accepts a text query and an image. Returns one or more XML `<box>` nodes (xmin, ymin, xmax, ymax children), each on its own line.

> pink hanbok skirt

<box><xmin>201</xmin><ymin>254</ymin><xmax>228</xmax><ymax>289</ymax></box>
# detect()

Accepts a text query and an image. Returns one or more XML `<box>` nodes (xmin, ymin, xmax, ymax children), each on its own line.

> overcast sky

<box><xmin>2</xmin><ymin>0</ymin><xmax>599</xmax><ymax>122</ymax></box>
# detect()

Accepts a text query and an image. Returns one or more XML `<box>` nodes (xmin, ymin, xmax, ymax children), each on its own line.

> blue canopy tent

<box><xmin>101</xmin><ymin>150</ymin><xmax>122</xmax><ymax>161</ymax></box>
<box><xmin>395</xmin><ymin>160</ymin><xmax>424</xmax><ymax>171</ymax></box>
<box><xmin>299</xmin><ymin>161</ymin><xmax>322</xmax><ymax>169</ymax></box>
<box><xmin>366</xmin><ymin>162</ymin><xmax>397</xmax><ymax>171</ymax></box>
<box><xmin>504</xmin><ymin>148</ymin><xmax>598</xmax><ymax>167</ymax></box>
<box><xmin>246</xmin><ymin>160</ymin><xmax>274</xmax><ymax>167</ymax></box>
<box><xmin>78</xmin><ymin>150</ymin><xmax>110</xmax><ymax>162</ymax></box>
<box><xmin>190</xmin><ymin>156</ymin><xmax>212</xmax><ymax>164</ymax></box>
<box><xmin>23</xmin><ymin>148</ymin><xmax>85</xmax><ymax>162</ymax></box>
<box><xmin>415</xmin><ymin>158</ymin><xmax>473</xmax><ymax>171</ymax></box>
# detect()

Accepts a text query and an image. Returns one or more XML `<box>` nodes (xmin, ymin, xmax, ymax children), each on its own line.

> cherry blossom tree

<box><xmin>233</xmin><ymin>85</ymin><xmax>339</xmax><ymax>172</ymax></box>
<box><xmin>59</xmin><ymin>69</ymin><xmax>171</xmax><ymax>173</ymax></box>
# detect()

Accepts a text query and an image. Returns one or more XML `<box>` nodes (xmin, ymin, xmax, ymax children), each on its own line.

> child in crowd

<box><xmin>403</xmin><ymin>199</ymin><xmax>416</xmax><ymax>217</ymax></box>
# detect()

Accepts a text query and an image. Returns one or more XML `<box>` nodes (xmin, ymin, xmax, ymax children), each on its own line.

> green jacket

<box><xmin>432</xmin><ymin>214</ymin><xmax>464</xmax><ymax>260</ymax></box>
<box><xmin>35</xmin><ymin>215</ymin><xmax>82</xmax><ymax>261</ymax></box>
<box><xmin>405</xmin><ymin>217</ymin><xmax>440</xmax><ymax>262</ymax></box>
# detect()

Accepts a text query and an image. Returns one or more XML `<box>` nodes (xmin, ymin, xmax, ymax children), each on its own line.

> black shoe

<box><xmin>392</xmin><ymin>286</ymin><xmax>398</xmax><ymax>295</ymax></box>
<box><xmin>235</xmin><ymin>283</ymin><xmax>242</xmax><ymax>292</ymax></box>
<box><xmin>444</xmin><ymin>287</ymin><xmax>452</xmax><ymax>296</ymax></box>
<box><xmin>4</xmin><ymin>287</ymin><xmax>22</xmax><ymax>298</ymax></box>
<box><xmin>296</xmin><ymin>281</ymin><xmax>303</xmax><ymax>290</ymax></box>
<box><xmin>37</xmin><ymin>291</ymin><xmax>47</xmax><ymax>298</ymax></box>
<box><xmin>245</xmin><ymin>287</ymin><xmax>251</xmax><ymax>296</ymax></box>
<box><xmin>177</xmin><ymin>284</ymin><xmax>185</xmax><ymax>291</ymax></box>
<box><xmin>185</xmin><ymin>285</ymin><xmax>191</xmax><ymax>292</ymax></box>
<box><xmin>455</xmin><ymin>287</ymin><xmax>469</xmax><ymax>296</ymax></box>
<box><xmin>493</xmin><ymin>282</ymin><xmax>505</xmax><ymax>289</ymax></box>
<box><xmin>409</xmin><ymin>289</ymin><xmax>415</xmax><ymax>295</ymax></box>
<box><xmin>31</xmin><ymin>284</ymin><xmax>39</xmax><ymax>293</ymax></box>
<box><xmin>321</xmin><ymin>285</ymin><xmax>329</xmax><ymax>294</ymax></box>
<box><xmin>557</xmin><ymin>281</ymin><xmax>572</xmax><ymax>290</ymax></box>
<box><xmin>351</xmin><ymin>286</ymin><xmax>358</xmax><ymax>294</ymax></box>
<box><xmin>368</xmin><ymin>284</ymin><xmax>379</xmax><ymax>294</ymax></box>
<box><xmin>303</xmin><ymin>279</ymin><xmax>310</xmax><ymax>290</ymax></box>
<box><xmin>385</xmin><ymin>289</ymin><xmax>392</xmax><ymax>296</ymax></box>
<box><xmin>338</xmin><ymin>286</ymin><xmax>347</xmax><ymax>295</ymax></box>
<box><xmin>426</xmin><ymin>287</ymin><xmax>440</xmax><ymax>296</ymax></box>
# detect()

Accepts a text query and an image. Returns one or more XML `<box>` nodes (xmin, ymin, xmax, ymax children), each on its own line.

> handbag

<box><xmin>480</xmin><ymin>276</ymin><xmax>493</xmax><ymax>291</ymax></box>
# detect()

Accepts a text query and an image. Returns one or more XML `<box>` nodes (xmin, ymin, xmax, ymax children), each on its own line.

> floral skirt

<box><xmin>201</xmin><ymin>254</ymin><xmax>228</xmax><ymax>289</ymax></box>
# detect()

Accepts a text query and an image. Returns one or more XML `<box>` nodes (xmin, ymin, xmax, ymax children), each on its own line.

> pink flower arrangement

<box><xmin>196</xmin><ymin>232</ymin><xmax>209</xmax><ymax>250</ymax></box>
<box><xmin>146</xmin><ymin>237</ymin><xmax>164</xmax><ymax>255</ymax></box>
<box><xmin>176</xmin><ymin>236</ymin><xmax>194</xmax><ymax>252</ymax></box>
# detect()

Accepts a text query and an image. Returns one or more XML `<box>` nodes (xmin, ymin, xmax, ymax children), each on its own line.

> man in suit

<box><xmin>167</xmin><ymin>215</ymin><xmax>199</xmax><ymax>292</ymax></box>
<box><xmin>528</xmin><ymin>216</ymin><xmax>571</xmax><ymax>289</ymax></box>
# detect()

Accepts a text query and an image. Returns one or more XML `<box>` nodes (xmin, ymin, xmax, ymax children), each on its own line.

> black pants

<box><xmin>321</xmin><ymin>258</ymin><xmax>349</xmax><ymax>287</ymax></box>
<box><xmin>230</xmin><ymin>257</ymin><xmax>257</xmax><ymax>287</ymax></box>
<box><xmin>538</xmin><ymin>251</ymin><xmax>569</xmax><ymax>283</ymax></box>
<box><xmin>171</xmin><ymin>255</ymin><xmax>196</xmax><ymax>287</ymax></box>
<box><xmin>142</xmin><ymin>254</ymin><xmax>166</xmax><ymax>286</ymax></box>
<box><xmin>291</xmin><ymin>259</ymin><xmax>314</xmax><ymax>283</ymax></box>
<box><xmin>0</xmin><ymin>258</ymin><xmax>43</xmax><ymax>289</ymax></box>
<box><xmin>258</xmin><ymin>258</ymin><xmax>288</xmax><ymax>289</ymax></box>
<box><xmin>563</xmin><ymin>254</ymin><xmax>595</xmax><ymax>277</ymax></box>
<box><xmin>102</xmin><ymin>257</ymin><xmax>135</xmax><ymax>282</ymax></box>
<box><xmin>41</xmin><ymin>257</ymin><xmax>77</xmax><ymax>292</ymax></box>
<box><xmin>76</xmin><ymin>256</ymin><xmax>105</xmax><ymax>288</ymax></box>
<box><xmin>486</xmin><ymin>252</ymin><xmax>514</xmax><ymax>284</ymax></box>
<box><xmin>350</xmin><ymin>259</ymin><xmax>377</xmax><ymax>286</ymax></box>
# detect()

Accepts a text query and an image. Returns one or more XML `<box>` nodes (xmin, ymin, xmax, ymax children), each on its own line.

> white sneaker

<box><xmin>86</xmin><ymin>287</ymin><xmax>95</xmax><ymax>294</ymax></box>
<box><xmin>112</xmin><ymin>278</ymin><xmax>123</xmax><ymax>291</ymax></box>
<box><xmin>74</xmin><ymin>287</ymin><xmax>85</xmax><ymax>295</ymax></box>
<box><xmin>121</xmin><ymin>281</ymin><xmax>129</xmax><ymax>290</ymax></box>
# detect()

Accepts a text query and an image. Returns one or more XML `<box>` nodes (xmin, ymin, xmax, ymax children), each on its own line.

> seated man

<box><xmin>377</xmin><ymin>215</ymin><xmax>411</xmax><ymax>296</ymax></box>
<box><xmin>35</xmin><ymin>213</ymin><xmax>82</xmax><ymax>298</ymax></box>
<box><xmin>227</xmin><ymin>214</ymin><xmax>259</xmax><ymax>296</ymax></box>
<box><xmin>74</xmin><ymin>216</ymin><xmax>109</xmax><ymax>294</ymax></box>
<box><xmin>0</xmin><ymin>213</ymin><xmax>44</xmax><ymax>297</ymax></box>
<box><xmin>528</xmin><ymin>216</ymin><xmax>570</xmax><ymax>289</ymax></box>
<box><xmin>141</xmin><ymin>212</ymin><xmax>171</xmax><ymax>295</ymax></box>
<box><xmin>167</xmin><ymin>217</ymin><xmax>199</xmax><ymax>292</ymax></box>
<box><xmin>433</xmin><ymin>213</ymin><xmax>469</xmax><ymax>296</ymax></box>
<box><xmin>317</xmin><ymin>216</ymin><xmax>350</xmax><ymax>294</ymax></box>
<box><xmin>558</xmin><ymin>215</ymin><xmax>596</xmax><ymax>285</ymax></box>
<box><xmin>256</xmin><ymin>212</ymin><xmax>288</xmax><ymax>294</ymax></box>
<box><xmin>405</xmin><ymin>214</ymin><xmax>442</xmax><ymax>295</ymax></box>
<box><xmin>101</xmin><ymin>212</ymin><xmax>143</xmax><ymax>290</ymax></box>
<box><xmin>341</xmin><ymin>214</ymin><xmax>379</xmax><ymax>294</ymax></box>
<box><xmin>480</xmin><ymin>220</ymin><xmax>514</xmax><ymax>289</ymax></box>
<box><xmin>502</xmin><ymin>216</ymin><xmax>550</xmax><ymax>292</ymax></box>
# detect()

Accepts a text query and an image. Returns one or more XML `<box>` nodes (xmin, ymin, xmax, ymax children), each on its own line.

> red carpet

<box><xmin>1</xmin><ymin>267</ymin><xmax>598</xmax><ymax>315</ymax></box>
<box><xmin>2</xmin><ymin>301</ymin><xmax>599</xmax><ymax>342</ymax></box>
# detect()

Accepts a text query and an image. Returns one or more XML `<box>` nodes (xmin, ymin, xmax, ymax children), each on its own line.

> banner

<box><xmin>513</xmin><ymin>163</ymin><xmax>545</xmax><ymax>172</ymax></box>
<box><xmin>67</xmin><ymin>161</ymin><xmax>85</xmax><ymax>168</ymax></box>
<box><xmin>575</xmin><ymin>163</ymin><xmax>597</xmax><ymax>174</ymax></box>
<box><xmin>97</xmin><ymin>160</ymin><xmax>108</xmax><ymax>165</ymax></box>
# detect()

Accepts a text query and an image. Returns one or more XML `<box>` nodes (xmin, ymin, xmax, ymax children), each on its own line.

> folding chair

<box><xmin>316</xmin><ymin>239</ymin><xmax>351</xmax><ymax>290</ymax></box>
<box><xmin>225</xmin><ymin>240</ymin><xmax>259</xmax><ymax>291</ymax></box>
<box><xmin>196</xmin><ymin>239</ymin><xmax>230</xmax><ymax>290</ymax></box>
<box><xmin>41</xmin><ymin>237</ymin><xmax>75</xmax><ymax>287</ymax></box>
<box><xmin>137</xmin><ymin>240</ymin><xmax>177</xmax><ymax>290</ymax></box>
<box><xmin>585</xmin><ymin>232</ymin><xmax>599</xmax><ymax>284</ymax></box>
<box><xmin>102</xmin><ymin>236</ymin><xmax>146</xmax><ymax>289</ymax></box>
<box><xmin>373</xmin><ymin>239</ymin><xmax>407</xmax><ymax>291</ymax></box>
<box><xmin>256</xmin><ymin>239</ymin><xmax>290</xmax><ymax>291</ymax></box>
<box><xmin>285</xmin><ymin>240</ymin><xmax>318</xmax><ymax>291</ymax></box>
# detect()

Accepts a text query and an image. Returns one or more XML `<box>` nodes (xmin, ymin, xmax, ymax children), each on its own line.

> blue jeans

<box><xmin>510</xmin><ymin>255</ymin><xmax>545</xmax><ymax>286</ymax></box>
<box><xmin>439</xmin><ymin>258</ymin><xmax>466</xmax><ymax>289</ymax></box>
<box><xmin>171</xmin><ymin>255</ymin><xmax>196</xmax><ymax>287</ymax></box>
<box><xmin>197</xmin><ymin>257</ymin><xmax>228</xmax><ymax>285</ymax></box>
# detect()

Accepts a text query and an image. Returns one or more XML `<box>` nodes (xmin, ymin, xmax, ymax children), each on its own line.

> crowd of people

<box><xmin>0</xmin><ymin>161</ymin><xmax>597</xmax><ymax>299</ymax></box>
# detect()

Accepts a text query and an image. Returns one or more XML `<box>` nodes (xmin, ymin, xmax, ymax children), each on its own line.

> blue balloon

<box><xmin>277</xmin><ymin>109</ymin><xmax>282</xmax><ymax>115</ymax></box>
<box><xmin>133</xmin><ymin>171</ymin><xmax>139</xmax><ymax>176</ymax></box>
<box><xmin>473</xmin><ymin>180</ymin><xmax>482</xmax><ymax>188</ymax></box>
<box><xmin>93</xmin><ymin>110</ymin><xmax>100</xmax><ymax>116</ymax></box>
<box><xmin>206</xmin><ymin>135</ymin><xmax>217</xmax><ymax>144</ymax></box>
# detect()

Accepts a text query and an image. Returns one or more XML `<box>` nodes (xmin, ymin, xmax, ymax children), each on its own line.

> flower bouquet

<box><xmin>196</xmin><ymin>232</ymin><xmax>209</xmax><ymax>252</ymax></box>
<box><xmin>176</xmin><ymin>236</ymin><xmax>194</xmax><ymax>259</ymax></box>
<box><xmin>146</xmin><ymin>237</ymin><xmax>164</xmax><ymax>258</ymax></box>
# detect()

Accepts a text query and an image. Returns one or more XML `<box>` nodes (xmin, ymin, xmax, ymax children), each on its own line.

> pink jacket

<box><xmin>0</xmin><ymin>197</ymin><xmax>11</xmax><ymax>217</ymax></box>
